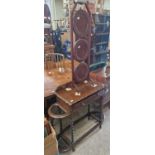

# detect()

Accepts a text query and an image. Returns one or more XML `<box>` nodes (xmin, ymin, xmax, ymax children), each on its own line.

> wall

<box><xmin>55</xmin><ymin>0</ymin><xmax>64</xmax><ymax>19</ymax></box>
<box><xmin>104</xmin><ymin>0</ymin><xmax>110</xmax><ymax>10</ymax></box>
<box><xmin>49</xmin><ymin>0</ymin><xmax>110</xmax><ymax>29</ymax></box>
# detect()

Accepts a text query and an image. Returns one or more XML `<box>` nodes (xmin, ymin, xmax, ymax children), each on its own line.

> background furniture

<box><xmin>90</xmin><ymin>13</ymin><xmax>110</xmax><ymax>71</ymax></box>
<box><xmin>44</xmin><ymin>3</ymin><xmax>53</xmax><ymax>44</ymax></box>
<box><xmin>90</xmin><ymin>66</ymin><xmax>110</xmax><ymax>108</ymax></box>
<box><xmin>62</xmin><ymin>40</ymin><xmax>72</xmax><ymax>59</ymax></box>
<box><xmin>52</xmin><ymin>20</ymin><xmax>63</xmax><ymax>53</ymax></box>
<box><xmin>44</xmin><ymin>44</ymin><xmax>55</xmax><ymax>54</ymax></box>
<box><xmin>45</xmin><ymin>53</ymin><xmax>65</xmax><ymax>73</ymax></box>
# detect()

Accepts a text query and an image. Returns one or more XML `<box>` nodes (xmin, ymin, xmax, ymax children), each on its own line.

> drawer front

<box><xmin>72</xmin><ymin>89</ymin><xmax>105</xmax><ymax>110</ymax></box>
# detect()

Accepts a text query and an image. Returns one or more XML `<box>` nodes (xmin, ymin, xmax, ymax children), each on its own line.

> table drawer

<box><xmin>72</xmin><ymin>89</ymin><xmax>105</xmax><ymax>110</ymax></box>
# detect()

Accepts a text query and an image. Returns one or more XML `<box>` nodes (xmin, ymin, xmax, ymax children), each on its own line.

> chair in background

<box><xmin>45</xmin><ymin>53</ymin><xmax>65</xmax><ymax>73</ymax></box>
<box><xmin>44</xmin><ymin>44</ymin><xmax>55</xmax><ymax>54</ymax></box>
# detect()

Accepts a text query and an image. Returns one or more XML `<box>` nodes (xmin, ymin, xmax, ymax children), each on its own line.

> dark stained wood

<box><xmin>73</xmin><ymin>39</ymin><xmax>89</xmax><ymax>61</ymax></box>
<box><xmin>48</xmin><ymin>103</ymin><xmax>71</xmax><ymax>119</ymax></box>
<box><xmin>74</xmin><ymin>62</ymin><xmax>89</xmax><ymax>83</ymax></box>
<box><xmin>71</xmin><ymin>5</ymin><xmax>91</xmax><ymax>84</ymax></box>
<box><xmin>52</xmin><ymin>81</ymin><xmax>104</xmax><ymax>152</ymax></box>
<box><xmin>73</xmin><ymin>9</ymin><xmax>89</xmax><ymax>38</ymax></box>
<box><xmin>46</xmin><ymin>2</ymin><xmax>106</xmax><ymax>152</ymax></box>
<box><xmin>55</xmin><ymin>81</ymin><xmax>104</xmax><ymax>107</ymax></box>
<box><xmin>89</xmin><ymin>67</ymin><xmax>110</xmax><ymax>108</ymax></box>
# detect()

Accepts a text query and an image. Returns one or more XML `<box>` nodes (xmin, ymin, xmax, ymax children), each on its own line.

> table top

<box><xmin>44</xmin><ymin>60</ymin><xmax>72</xmax><ymax>98</ymax></box>
<box><xmin>55</xmin><ymin>81</ymin><xmax>104</xmax><ymax>106</ymax></box>
<box><xmin>44</xmin><ymin>59</ymin><xmax>108</xmax><ymax>98</ymax></box>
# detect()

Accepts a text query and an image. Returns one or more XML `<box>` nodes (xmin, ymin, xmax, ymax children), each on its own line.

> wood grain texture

<box><xmin>44</xmin><ymin>60</ymin><xmax>74</xmax><ymax>98</ymax></box>
<box><xmin>55</xmin><ymin>81</ymin><xmax>104</xmax><ymax>106</ymax></box>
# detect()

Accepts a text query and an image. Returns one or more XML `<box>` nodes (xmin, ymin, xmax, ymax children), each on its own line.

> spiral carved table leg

<box><xmin>70</xmin><ymin>114</ymin><xmax>75</xmax><ymax>151</ymax></box>
<box><xmin>100</xmin><ymin>97</ymin><xmax>104</xmax><ymax>129</ymax></box>
<box><xmin>88</xmin><ymin>104</ymin><xmax>91</xmax><ymax>120</ymax></box>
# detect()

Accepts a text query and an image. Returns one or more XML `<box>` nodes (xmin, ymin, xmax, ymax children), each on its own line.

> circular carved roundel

<box><xmin>74</xmin><ymin>39</ymin><xmax>89</xmax><ymax>61</ymax></box>
<box><xmin>73</xmin><ymin>9</ymin><xmax>89</xmax><ymax>38</ymax></box>
<box><xmin>74</xmin><ymin>62</ymin><xmax>89</xmax><ymax>83</ymax></box>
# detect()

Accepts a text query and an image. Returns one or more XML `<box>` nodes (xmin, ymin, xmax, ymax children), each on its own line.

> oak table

<box><xmin>44</xmin><ymin>59</ymin><xmax>106</xmax><ymax>152</ymax></box>
<box><xmin>51</xmin><ymin>80</ymin><xmax>105</xmax><ymax>152</ymax></box>
<box><xmin>44</xmin><ymin>59</ymin><xmax>73</xmax><ymax>116</ymax></box>
<box><xmin>44</xmin><ymin>59</ymin><xmax>73</xmax><ymax>97</ymax></box>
